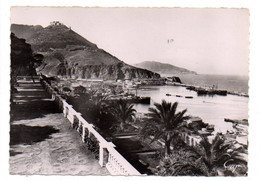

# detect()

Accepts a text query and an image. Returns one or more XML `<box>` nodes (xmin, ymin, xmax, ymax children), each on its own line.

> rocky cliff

<box><xmin>11</xmin><ymin>23</ymin><xmax>160</xmax><ymax>80</ymax></box>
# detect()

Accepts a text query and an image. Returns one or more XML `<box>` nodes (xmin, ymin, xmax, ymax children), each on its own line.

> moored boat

<box><xmin>185</xmin><ymin>96</ymin><xmax>193</xmax><ymax>99</ymax></box>
<box><xmin>224</xmin><ymin>118</ymin><xmax>249</xmax><ymax>126</ymax></box>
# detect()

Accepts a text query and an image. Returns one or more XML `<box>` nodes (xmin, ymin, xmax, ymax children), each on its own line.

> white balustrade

<box><xmin>41</xmin><ymin>79</ymin><xmax>142</xmax><ymax>176</ymax></box>
<box><xmin>106</xmin><ymin>146</ymin><xmax>141</xmax><ymax>175</ymax></box>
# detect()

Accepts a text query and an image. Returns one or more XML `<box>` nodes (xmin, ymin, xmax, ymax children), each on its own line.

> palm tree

<box><xmin>163</xmin><ymin>133</ymin><xmax>247</xmax><ymax>176</ymax></box>
<box><xmin>87</xmin><ymin>94</ymin><xmax>109</xmax><ymax>123</ymax></box>
<box><xmin>141</xmin><ymin>99</ymin><xmax>190</xmax><ymax>156</ymax></box>
<box><xmin>157</xmin><ymin>149</ymin><xmax>206</xmax><ymax>176</ymax></box>
<box><xmin>86</xmin><ymin>95</ymin><xmax>118</xmax><ymax>137</ymax></box>
<box><xmin>195</xmin><ymin>133</ymin><xmax>247</xmax><ymax>176</ymax></box>
<box><xmin>111</xmin><ymin>99</ymin><xmax>136</xmax><ymax>131</ymax></box>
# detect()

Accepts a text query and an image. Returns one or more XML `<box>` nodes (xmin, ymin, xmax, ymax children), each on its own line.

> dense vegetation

<box><xmin>59</xmin><ymin>87</ymin><xmax>247</xmax><ymax>176</ymax></box>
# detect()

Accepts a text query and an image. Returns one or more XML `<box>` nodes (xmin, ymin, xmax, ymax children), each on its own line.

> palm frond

<box><xmin>145</xmin><ymin>100</ymin><xmax>190</xmax><ymax>155</ymax></box>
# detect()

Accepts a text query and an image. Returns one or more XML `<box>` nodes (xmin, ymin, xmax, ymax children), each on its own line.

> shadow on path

<box><xmin>10</xmin><ymin>125</ymin><xmax>59</xmax><ymax>146</ymax></box>
<box><xmin>10</xmin><ymin>100</ymin><xmax>61</xmax><ymax>122</ymax></box>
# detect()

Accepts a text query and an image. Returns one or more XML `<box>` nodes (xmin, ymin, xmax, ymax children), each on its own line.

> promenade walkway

<box><xmin>10</xmin><ymin>76</ymin><xmax>109</xmax><ymax>175</ymax></box>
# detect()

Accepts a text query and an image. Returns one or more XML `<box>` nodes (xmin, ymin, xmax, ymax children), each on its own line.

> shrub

<box><xmin>78</xmin><ymin>123</ymin><xmax>83</xmax><ymax>135</ymax></box>
<box><xmin>72</xmin><ymin>116</ymin><xmax>79</xmax><ymax>130</ymax></box>
<box><xmin>83</xmin><ymin>127</ymin><xmax>90</xmax><ymax>142</ymax></box>
<box><xmin>84</xmin><ymin>134</ymin><xmax>99</xmax><ymax>159</ymax></box>
<box><xmin>74</xmin><ymin>85</ymin><xmax>87</xmax><ymax>94</ymax></box>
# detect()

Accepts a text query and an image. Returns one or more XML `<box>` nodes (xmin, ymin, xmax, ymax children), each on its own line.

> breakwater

<box><xmin>178</xmin><ymin>74</ymin><xmax>249</xmax><ymax>95</ymax></box>
<box><xmin>172</xmin><ymin>83</ymin><xmax>249</xmax><ymax>97</ymax></box>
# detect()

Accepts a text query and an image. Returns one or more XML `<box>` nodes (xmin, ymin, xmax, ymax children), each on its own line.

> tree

<box><xmin>86</xmin><ymin>95</ymin><xmax>117</xmax><ymax>137</ymax></box>
<box><xmin>141</xmin><ymin>100</ymin><xmax>190</xmax><ymax>156</ymax></box>
<box><xmin>11</xmin><ymin>33</ymin><xmax>36</xmax><ymax>77</ymax></box>
<box><xmin>194</xmin><ymin>133</ymin><xmax>247</xmax><ymax>176</ymax></box>
<box><xmin>157</xmin><ymin>149</ymin><xmax>206</xmax><ymax>176</ymax></box>
<box><xmin>10</xmin><ymin>33</ymin><xmax>43</xmax><ymax>102</ymax></box>
<box><xmin>161</xmin><ymin>133</ymin><xmax>247</xmax><ymax>176</ymax></box>
<box><xmin>73</xmin><ymin>85</ymin><xmax>87</xmax><ymax>94</ymax></box>
<box><xmin>111</xmin><ymin>99</ymin><xmax>136</xmax><ymax>131</ymax></box>
<box><xmin>116</xmin><ymin>62</ymin><xmax>125</xmax><ymax>80</ymax></box>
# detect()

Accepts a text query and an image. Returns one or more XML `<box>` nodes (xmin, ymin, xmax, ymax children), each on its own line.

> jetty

<box><xmin>180</xmin><ymin>83</ymin><xmax>248</xmax><ymax>97</ymax></box>
<box><xmin>185</xmin><ymin>85</ymin><xmax>227</xmax><ymax>96</ymax></box>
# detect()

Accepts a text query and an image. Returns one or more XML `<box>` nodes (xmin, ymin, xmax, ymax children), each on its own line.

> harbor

<box><xmin>47</xmin><ymin>75</ymin><xmax>248</xmax><ymax>140</ymax></box>
<box><xmin>131</xmin><ymin>85</ymin><xmax>248</xmax><ymax>138</ymax></box>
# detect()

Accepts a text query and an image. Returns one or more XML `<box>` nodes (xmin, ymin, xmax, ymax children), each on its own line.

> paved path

<box><xmin>10</xmin><ymin>76</ymin><xmax>109</xmax><ymax>175</ymax></box>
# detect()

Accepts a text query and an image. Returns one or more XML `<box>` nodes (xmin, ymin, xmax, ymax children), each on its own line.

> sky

<box><xmin>11</xmin><ymin>7</ymin><xmax>249</xmax><ymax>76</ymax></box>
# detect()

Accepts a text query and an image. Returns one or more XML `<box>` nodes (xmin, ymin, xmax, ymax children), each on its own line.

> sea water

<box><xmin>176</xmin><ymin>74</ymin><xmax>249</xmax><ymax>94</ymax></box>
<box><xmin>132</xmin><ymin>75</ymin><xmax>249</xmax><ymax>134</ymax></box>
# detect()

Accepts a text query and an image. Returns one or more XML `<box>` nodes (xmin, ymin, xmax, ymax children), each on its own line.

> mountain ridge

<box><xmin>134</xmin><ymin>61</ymin><xmax>197</xmax><ymax>76</ymax></box>
<box><xmin>11</xmin><ymin>23</ymin><xmax>160</xmax><ymax>80</ymax></box>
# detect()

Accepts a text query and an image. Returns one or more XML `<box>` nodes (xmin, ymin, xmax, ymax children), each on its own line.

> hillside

<box><xmin>11</xmin><ymin>23</ymin><xmax>98</xmax><ymax>52</ymax></box>
<box><xmin>135</xmin><ymin>61</ymin><xmax>197</xmax><ymax>76</ymax></box>
<box><xmin>11</xmin><ymin>23</ymin><xmax>160</xmax><ymax>80</ymax></box>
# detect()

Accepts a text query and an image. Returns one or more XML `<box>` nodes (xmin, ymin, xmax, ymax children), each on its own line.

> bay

<box><xmin>132</xmin><ymin>85</ymin><xmax>248</xmax><ymax>134</ymax></box>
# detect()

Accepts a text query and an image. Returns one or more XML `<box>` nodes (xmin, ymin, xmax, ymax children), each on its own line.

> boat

<box><xmin>195</xmin><ymin>85</ymin><xmax>227</xmax><ymax>96</ymax></box>
<box><xmin>186</xmin><ymin>86</ymin><xmax>196</xmax><ymax>91</ymax></box>
<box><xmin>226</xmin><ymin>132</ymin><xmax>237</xmax><ymax>139</ymax></box>
<box><xmin>185</xmin><ymin>96</ymin><xmax>193</xmax><ymax>99</ymax></box>
<box><xmin>198</xmin><ymin>129</ymin><xmax>213</xmax><ymax>136</ymax></box>
<box><xmin>224</xmin><ymin>118</ymin><xmax>249</xmax><ymax>126</ymax></box>
<box><xmin>206</xmin><ymin>124</ymin><xmax>215</xmax><ymax>132</ymax></box>
<box><xmin>211</xmin><ymin>90</ymin><xmax>227</xmax><ymax>96</ymax></box>
<box><xmin>134</xmin><ymin>96</ymin><xmax>151</xmax><ymax>104</ymax></box>
<box><xmin>196</xmin><ymin>88</ymin><xmax>208</xmax><ymax>95</ymax></box>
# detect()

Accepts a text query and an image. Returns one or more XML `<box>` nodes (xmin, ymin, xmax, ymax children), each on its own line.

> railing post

<box><xmin>82</xmin><ymin>124</ymin><xmax>86</xmax><ymax>142</ymax></box>
<box><xmin>64</xmin><ymin>106</ymin><xmax>69</xmax><ymax>118</ymax></box>
<box><xmin>99</xmin><ymin>142</ymin><xmax>115</xmax><ymax>167</ymax></box>
<box><xmin>51</xmin><ymin>94</ymin><xmax>55</xmax><ymax>101</ymax></box>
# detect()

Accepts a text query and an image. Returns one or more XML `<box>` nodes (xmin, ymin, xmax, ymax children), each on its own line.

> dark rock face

<box><xmin>11</xmin><ymin>23</ymin><xmax>160</xmax><ymax>80</ymax></box>
<box><xmin>40</xmin><ymin>63</ymin><xmax>160</xmax><ymax>80</ymax></box>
